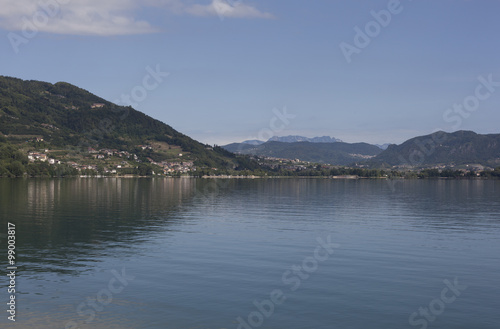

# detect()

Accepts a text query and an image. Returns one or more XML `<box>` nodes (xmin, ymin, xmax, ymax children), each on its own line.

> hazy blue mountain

<box><xmin>222</xmin><ymin>141</ymin><xmax>382</xmax><ymax>165</ymax></box>
<box><xmin>375</xmin><ymin>143</ymin><xmax>392</xmax><ymax>150</ymax></box>
<box><xmin>225</xmin><ymin>131</ymin><xmax>500</xmax><ymax>168</ymax></box>
<box><xmin>241</xmin><ymin>140</ymin><xmax>265</xmax><ymax>145</ymax></box>
<box><xmin>268</xmin><ymin>135</ymin><xmax>343</xmax><ymax>143</ymax></box>
<box><xmin>221</xmin><ymin>143</ymin><xmax>256</xmax><ymax>153</ymax></box>
<box><xmin>369</xmin><ymin>130</ymin><xmax>500</xmax><ymax>168</ymax></box>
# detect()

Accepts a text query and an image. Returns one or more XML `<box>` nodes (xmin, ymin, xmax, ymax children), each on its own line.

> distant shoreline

<box><xmin>1</xmin><ymin>175</ymin><xmax>498</xmax><ymax>180</ymax></box>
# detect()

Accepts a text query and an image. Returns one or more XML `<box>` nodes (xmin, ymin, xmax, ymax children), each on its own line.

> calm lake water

<box><xmin>1</xmin><ymin>178</ymin><xmax>499</xmax><ymax>329</ymax></box>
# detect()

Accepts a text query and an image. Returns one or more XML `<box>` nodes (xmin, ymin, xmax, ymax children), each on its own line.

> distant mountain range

<box><xmin>2</xmin><ymin>76</ymin><xmax>499</xmax><ymax>172</ymax></box>
<box><xmin>224</xmin><ymin>131</ymin><xmax>500</xmax><ymax>168</ymax></box>
<box><xmin>223</xmin><ymin>141</ymin><xmax>383</xmax><ymax>165</ymax></box>
<box><xmin>238</xmin><ymin>136</ymin><xmax>391</xmax><ymax>149</ymax></box>
<box><xmin>241</xmin><ymin>135</ymin><xmax>343</xmax><ymax>145</ymax></box>
<box><xmin>224</xmin><ymin>135</ymin><xmax>389</xmax><ymax>165</ymax></box>
<box><xmin>269</xmin><ymin>135</ymin><xmax>343</xmax><ymax>143</ymax></box>
<box><xmin>241</xmin><ymin>139</ymin><xmax>266</xmax><ymax>145</ymax></box>
<box><xmin>368</xmin><ymin>130</ymin><xmax>500</xmax><ymax>168</ymax></box>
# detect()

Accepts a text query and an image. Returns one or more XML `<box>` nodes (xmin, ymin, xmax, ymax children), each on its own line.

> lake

<box><xmin>1</xmin><ymin>178</ymin><xmax>499</xmax><ymax>329</ymax></box>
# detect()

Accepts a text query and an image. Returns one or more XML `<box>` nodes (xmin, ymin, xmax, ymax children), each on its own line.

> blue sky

<box><xmin>2</xmin><ymin>0</ymin><xmax>500</xmax><ymax>145</ymax></box>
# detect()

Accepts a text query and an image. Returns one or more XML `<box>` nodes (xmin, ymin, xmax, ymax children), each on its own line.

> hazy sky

<box><xmin>2</xmin><ymin>0</ymin><xmax>500</xmax><ymax>145</ymax></box>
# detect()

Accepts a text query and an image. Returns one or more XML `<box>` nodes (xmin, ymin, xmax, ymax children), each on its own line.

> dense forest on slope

<box><xmin>0</xmin><ymin>76</ymin><xmax>255</xmax><ymax>170</ymax></box>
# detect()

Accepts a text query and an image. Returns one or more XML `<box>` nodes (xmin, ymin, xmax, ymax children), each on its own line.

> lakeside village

<box><xmin>25</xmin><ymin>144</ymin><xmax>317</xmax><ymax>177</ymax></box>
<box><xmin>23</xmin><ymin>142</ymin><xmax>500</xmax><ymax>179</ymax></box>
<box><xmin>27</xmin><ymin>144</ymin><xmax>196</xmax><ymax>176</ymax></box>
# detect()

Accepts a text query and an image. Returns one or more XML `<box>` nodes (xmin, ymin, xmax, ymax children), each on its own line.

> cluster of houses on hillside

<box><xmin>144</xmin><ymin>156</ymin><xmax>194</xmax><ymax>174</ymax></box>
<box><xmin>161</xmin><ymin>161</ymin><xmax>194</xmax><ymax>174</ymax></box>
<box><xmin>27</xmin><ymin>145</ymin><xmax>196</xmax><ymax>175</ymax></box>
<box><xmin>264</xmin><ymin>163</ymin><xmax>308</xmax><ymax>171</ymax></box>
<box><xmin>27</xmin><ymin>151</ymin><xmax>59</xmax><ymax>165</ymax></box>
<box><xmin>28</xmin><ymin>152</ymin><xmax>47</xmax><ymax>162</ymax></box>
<box><xmin>257</xmin><ymin>156</ymin><xmax>310</xmax><ymax>171</ymax></box>
<box><xmin>87</xmin><ymin>147</ymin><xmax>139</xmax><ymax>161</ymax></box>
<box><xmin>87</xmin><ymin>146</ymin><xmax>195</xmax><ymax>174</ymax></box>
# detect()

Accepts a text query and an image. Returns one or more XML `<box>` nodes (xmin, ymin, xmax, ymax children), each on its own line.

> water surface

<box><xmin>0</xmin><ymin>178</ymin><xmax>499</xmax><ymax>328</ymax></box>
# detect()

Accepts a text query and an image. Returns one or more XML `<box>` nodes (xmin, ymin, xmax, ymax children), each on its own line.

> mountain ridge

<box><xmin>223</xmin><ymin>140</ymin><xmax>383</xmax><ymax>165</ymax></box>
<box><xmin>0</xmin><ymin>75</ymin><xmax>255</xmax><ymax>172</ymax></box>
<box><xmin>240</xmin><ymin>135</ymin><xmax>343</xmax><ymax>145</ymax></box>
<box><xmin>2</xmin><ymin>76</ymin><xmax>500</xmax><ymax>173</ymax></box>
<box><xmin>224</xmin><ymin>130</ymin><xmax>500</xmax><ymax>168</ymax></box>
<box><xmin>268</xmin><ymin>135</ymin><xmax>343</xmax><ymax>143</ymax></box>
<box><xmin>370</xmin><ymin>130</ymin><xmax>500</xmax><ymax>168</ymax></box>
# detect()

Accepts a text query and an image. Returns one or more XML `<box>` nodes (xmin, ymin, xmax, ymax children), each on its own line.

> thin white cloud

<box><xmin>0</xmin><ymin>0</ymin><xmax>159</xmax><ymax>36</ymax></box>
<box><xmin>185</xmin><ymin>0</ymin><xmax>274</xmax><ymax>19</ymax></box>
<box><xmin>0</xmin><ymin>0</ymin><xmax>274</xmax><ymax>36</ymax></box>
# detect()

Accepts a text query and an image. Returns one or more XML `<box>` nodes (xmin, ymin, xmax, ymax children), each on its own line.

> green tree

<box><xmin>136</xmin><ymin>163</ymin><xmax>153</xmax><ymax>176</ymax></box>
<box><xmin>6</xmin><ymin>161</ymin><xmax>25</xmax><ymax>177</ymax></box>
<box><xmin>0</xmin><ymin>163</ymin><xmax>9</xmax><ymax>176</ymax></box>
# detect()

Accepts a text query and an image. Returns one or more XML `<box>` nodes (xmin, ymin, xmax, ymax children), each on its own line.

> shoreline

<box><xmin>1</xmin><ymin>175</ymin><xmax>498</xmax><ymax>180</ymax></box>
